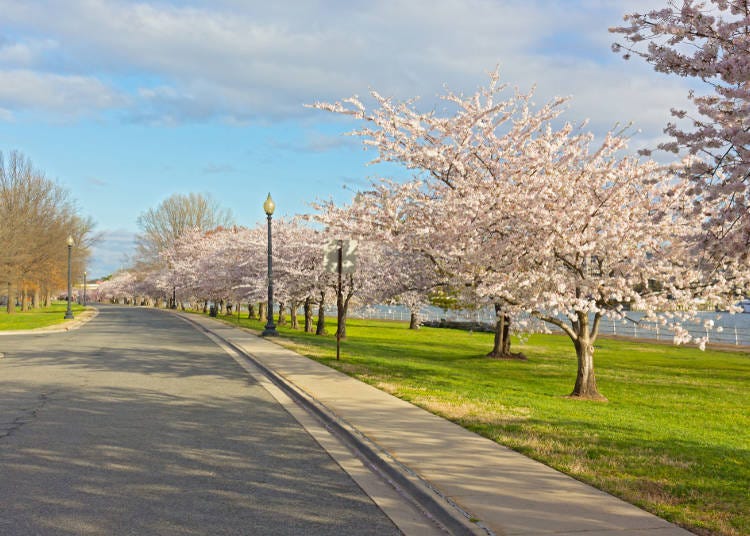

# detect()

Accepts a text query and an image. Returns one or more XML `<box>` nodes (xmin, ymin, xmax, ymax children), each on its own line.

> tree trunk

<box><xmin>569</xmin><ymin>312</ymin><xmax>606</xmax><ymax>401</ymax></box>
<box><xmin>258</xmin><ymin>302</ymin><xmax>267</xmax><ymax>323</ymax></box>
<box><xmin>487</xmin><ymin>303</ymin><xmax>522</xmax><ymax>358</ymax></box>
<box><xmin>316</xmin><ymin>291</ymin><xmax>327</xmax><ymax>335</ymax></box>
<box><xmin>21</xmin><ymin>287</ymin><xmax>29</xmax><ymax>312</ymax></box>
<box><xmin>337</xmin><ymin>291</ymin><xmax>346</xmax><ymax>340</ymax></box>
<box><xmin>277</xmin><ymin>301</ymin><xmax>286</xmax><ymax>326</ymax></box>
<box><xmin>337</xmin><ymin>276</ymin><xmax>355</xmax><ymax>340</ymax></box>
<box><xmin>33</xmin><ymin>288</ymin><xmax>41</xmax><ymax>309</ymax></box>
<box><xmin>7</xmin><ymin>282</ymin><xmax>15</xmax><ymax>314</ymax></box>
<box><xmin>304</xmin><ymin>296</ymin><xmax>314</xmax><ymax>333</ymax></box>
<box><xmin>571</xmin><ymin>337</ymin><xmax>606</xmax><ymax>400</ymax></box>
<box><xmin>409</xmin><ymin>311</ymin><xmax>420</xmax><ymax>330</ymax></box>
<box><xmin>247</xmin><ymin>302</ymin><xmax>256</xmax><ymax>319</ymax></box>
<box><xmin>289</xmin><ymin>301</ymin><xmax>299</xmax><ymax>329</ymax></box>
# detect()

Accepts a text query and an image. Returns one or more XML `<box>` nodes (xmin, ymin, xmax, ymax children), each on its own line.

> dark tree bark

<box><xmin>316</xmin><ymin>291</ymin><xmax>327</xmax><ymax>335</ymax></box>
<box><xmin>289</xmin><ymin>301</ymin><xmax>299</xmax><ymax>329</ymax></box>
<box><xmin>7</xmin><ymin>282</ymin><xmax>15</xmax><ymax>314</ymax></box>
<box><xmin>487</xmin><ymin>302</ymin><xmax>523</xmax><ymax>359</ymax></box>
<box><xmin>21</xmin><ymin>288</ymin><xmax>29</xmax><ymax>312</ymax></box>
<box><xmin>247</xmin><ymin>302</ymin><xmax>256</xmax><ymax>319</ymax></box>
<box><xmin>409</xmin><ymin>311</ymin><xmax>420</xmax><ymax>330</ymax></box>
<box><xmin>258</xmin><ymin>302</ymin><xmax>267</xmax><ymax>323</ymax></box>
<box><xmin>335</xmin><ymin>274</ymin><xmax>356</xmax><ymax>340</ymax></box>
<box><xmin>277</xmin><ymin>301</ymin><xmax>286</xmax><ymax>326</ymax></box>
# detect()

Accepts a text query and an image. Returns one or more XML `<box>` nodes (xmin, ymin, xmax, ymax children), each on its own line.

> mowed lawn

<box><xmin>221</xmin><ymin>314</ymin><xmax>748</xmax><ymax>536</ymax></box>
<box><xmin>0</xmin><ymin>302</ymin><xmax>85</xmax><ymax>330</ymax></box>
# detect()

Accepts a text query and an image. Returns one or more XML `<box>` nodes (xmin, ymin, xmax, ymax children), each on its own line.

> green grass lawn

<box><xmin>213</xmin><ymin>312</ymin><xmax>748</xmax><ymax>536</ymax></box>
<box><xmin>0</xmin><ymin>302</ymin><xmax>85</xmax><ymax>330</ymax></box>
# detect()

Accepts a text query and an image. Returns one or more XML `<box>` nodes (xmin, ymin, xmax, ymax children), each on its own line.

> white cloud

<box><xmin>0</xmin><ymin>69</ymin><xmax>126</xmax><ymax>118</ymax></box>
<box><xmin>0</xmin><ymin>36</ymin><xmax>58</xmax><ymax>67</ymax></box>
<box><xmin>0</xmin><ymin>0</ymin><xmax>695</xmax><ymax>142</ymax></box>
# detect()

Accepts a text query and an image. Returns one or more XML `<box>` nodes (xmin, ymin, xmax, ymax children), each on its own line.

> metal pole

<box><xmin>262</xmin><ymin>213</ymin><xmax>278</xmax><ymax>336</ymax></box>
<box><xmin>336</xmin><ymin>240</ymin><xmax>343</xmax><ymax>360</ymax></box>
<box><xmin>64</xmin><ymin>243</ymin><xmax>74</xmax><ymax>319</ymax></box>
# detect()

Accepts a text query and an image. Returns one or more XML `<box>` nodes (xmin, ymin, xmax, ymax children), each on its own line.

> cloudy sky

<box><xmin>0</xmin><ymin>0</ymin><xmax>691</xmax><ymax>277</ymax></box>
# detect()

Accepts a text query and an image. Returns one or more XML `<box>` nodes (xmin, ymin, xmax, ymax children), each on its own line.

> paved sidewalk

<box><xmin>183</xmin><ymin>313</ymin><xmax>693</xmax><ymax>536</ymax></box>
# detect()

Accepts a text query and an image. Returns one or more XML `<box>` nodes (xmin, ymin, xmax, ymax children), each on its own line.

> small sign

<box><xmin>323</xmin><ymin>240</ymin><xmax>358</xmax><ymax>273</ymax></box>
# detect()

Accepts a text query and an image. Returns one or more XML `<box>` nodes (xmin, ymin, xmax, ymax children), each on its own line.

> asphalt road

<box><xmin>0</xmin><ymin>305</ymin><xmax>402</xmax><ymax>535</ymax></box>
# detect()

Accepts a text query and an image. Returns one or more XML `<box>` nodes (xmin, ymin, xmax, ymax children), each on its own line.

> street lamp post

<box><xmin>64</xmin><ymin>235</ymin><xmax>74</xmax><ymax>319</ymax></box>
<box><xmin>262</xmin><ymin>193</ymin><xmax>279</xmax><ymax>336</ymax></box>
<box><xmin>83</xmin><ymin>271</ymin><xmax>87</xmax><ymax>306</ymax></box>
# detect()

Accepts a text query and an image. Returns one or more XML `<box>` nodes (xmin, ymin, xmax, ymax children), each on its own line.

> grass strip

<box><xmin>0</xmin><ymin>302</ymin><xmax>86</xmax><ymax>331</ymax></box>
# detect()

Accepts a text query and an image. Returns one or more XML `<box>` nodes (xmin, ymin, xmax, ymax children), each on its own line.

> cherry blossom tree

<box><xmin>271</xmin><ymin>218</ymin><xmax>327</xmax><ymax>331</ymax></box>
<box><xmin>311</xmin><ymin>200</ymin><xmax>434</xmax><ymax>338</ymax></box>
<box><xmin>386</xmin><ymin>252</ymin><xmax>440</xmax><ymax>330</ymax></box>
<box><xmin>155</xmin><ymin>219</ymin><xmax>330</xmax><ymax>330</ymax></box>
<box><xmin>311</xmin><ymin>70</ymin><xmax>731</xmax><ymax>399</ymax></box>
<box><xmin>324</xmin><ymin>239</ymin><xmax>391</xmax><ymax>339</ymax></box>
<box><xmin>309</xmin><ymin>71</ymin><xmax>568</xmax><ymax>357</ymax></box>
<box><xmin>97</xmin><ymin>271</ymin><xmax>138</xmax><ymax>304</ymax></box>
<box><xmin>160</xmin><ymin>225</ymin><xmax>266</xmax><ymax>313</ymax></box>
<box><xmin>485</xmin><ymin>133</ymin><xmax>715</xmax><ymax>400</ymax></box>
<box><xmin>611</xmin><ymin>1</ymin><xmax>750</xmax><ymax>261</ymax></box>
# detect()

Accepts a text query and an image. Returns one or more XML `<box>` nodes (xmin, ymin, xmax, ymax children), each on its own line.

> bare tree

<box><xmin>135</xmin><ymin>193</ymin><xmax>235</xmax><ymax>267</ymax></box>
<box><xmin>0</xmin><ymin>150</ymin><xmax>95</xmax><ymax>313</ymax></box>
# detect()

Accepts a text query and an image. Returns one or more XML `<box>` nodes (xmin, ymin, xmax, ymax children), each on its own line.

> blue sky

<box><xmin>0</xmin><ymin>0</ymin><xmax>692</xmax><ymax>277</ymax></box>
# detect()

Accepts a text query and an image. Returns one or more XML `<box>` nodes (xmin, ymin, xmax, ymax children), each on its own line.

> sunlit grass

<box><xmin>210</xmin><ymin>311</ymin><xmax>749</xmax><ymax>536</ymax></box>
<box><xmin>0</xmin><ymin>301</ymin><xmax>85</xmax><ymax>330</ymax></box>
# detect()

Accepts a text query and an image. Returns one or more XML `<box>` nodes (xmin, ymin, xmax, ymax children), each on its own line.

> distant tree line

<box><xmin>0</xmin><ymin>150</ymin><xmax>95</xmax><ymax>313</ymax></box>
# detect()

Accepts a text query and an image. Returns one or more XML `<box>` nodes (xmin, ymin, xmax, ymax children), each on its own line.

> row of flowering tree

<box><xmin>310</xmin><ymin>69</ymin><xmax>744</xmax><ymax>401</ymax></box>
<box><xmin>94</xmin><ymin>217</ymin><xmax>429</xmax><ymax>338</ymax></box>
